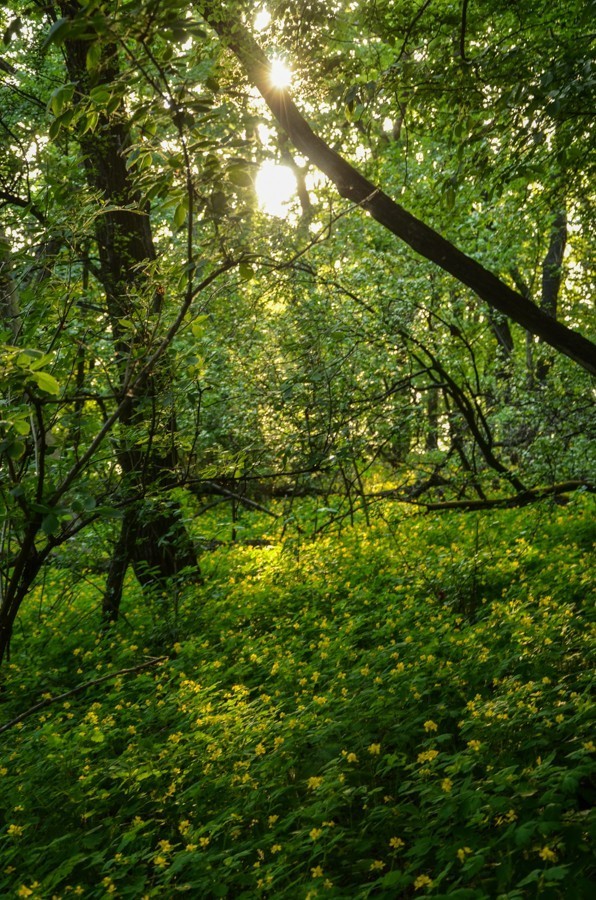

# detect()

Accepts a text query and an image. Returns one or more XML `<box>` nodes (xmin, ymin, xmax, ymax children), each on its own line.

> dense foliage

<box><xmin>0</xmin><ymin>1</ymin><xmax>594</xmax><ymax>896</ymax></box>
<box><xmin>1</xmin><ymin>498</ymin><xmax>595</xmax><ymax>898</ymax></box>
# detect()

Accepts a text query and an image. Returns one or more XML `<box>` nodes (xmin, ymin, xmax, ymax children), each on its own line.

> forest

<box><xmin>0</xmin><ymin>0</ymin><xmax>594</xmax><ymax>897</ymax></box>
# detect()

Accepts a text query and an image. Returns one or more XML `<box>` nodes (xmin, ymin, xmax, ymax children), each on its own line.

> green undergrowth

<box><xmin>1</xmin><ymin>496</ymin><xmax>594</xmax><ymax>898</ymax></box>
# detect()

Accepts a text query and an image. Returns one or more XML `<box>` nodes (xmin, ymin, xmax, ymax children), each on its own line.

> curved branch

<box><xmin>0</xmin><ymin>656</ymin><xmax>167</xmax><ymax>735</ymax></box>
<box><xmin>369</xmin><ymin>480</ymin><xmax>593</xmax><ymax>510</ymax></box>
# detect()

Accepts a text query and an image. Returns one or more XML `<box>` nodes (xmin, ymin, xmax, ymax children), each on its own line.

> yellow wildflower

<box><xmin>307</xmin><ymin>776</ymin><xmax>323</xmax><ymax>790</ymax></box>
<box><xmin>368</xmin><ymin>743</ymin><xmax>381</xmax><ymax>755</ymax></box>
<box><xmin>414</xmin><ymin>874</ymin><xmax>433</xmax><ymax>890</ymax></box>
<box><xmin>441</xmin><ymin>778</ymin><xmax>453</xmax><ymax>792</ymax></box>
<box><xmin>467</xmin><ymin>740</ymin><xmax>482</xmax><ymax>752</ymax></box>
<box><xmin>347</xmin><ymin>752</ymin><xmax>358</xmax><ymax>763</ymax></box>
<box><xmin>311</xmin><ymin>865</ymin><xmax>324</xmax><ymax>878</ymax></box>
<box><xmin>7</xmin><ymin>824</ymin><xmax>24</xmax><ymax>837</ymax></box>
<box><xmin>457</xmin><ymin>847</ymin><xmax>472</xmax><ymax>862</ymax></box>
<box><xmin>539</xmin><ymin>846</ymin><xmax>558</xmax><ymax>862</ymax></box>
<box><xmin>389</xmin><ymin>836</ymin><xmax>405</xmax><ymax>849</ymax></box>
<box><xmin>417</xmin><ymin>749</ymin><xmax>439</xmax><ymax>764</ymax></box>
<box><xmin>370</xmin><ymin>860</ymin><xmax>385</xmax><ymax>871</ymax></box>
<box><xmin>423</xmin><ymin>720</ymin><xmax>438</xmax><ymax>732</ymax></box>
<box><xmin>310</xmin><ymin>828</ymin><xmax>323</xmax><ymax>840</ymax></box>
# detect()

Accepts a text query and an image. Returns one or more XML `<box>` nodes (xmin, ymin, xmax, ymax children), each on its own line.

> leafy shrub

<box><xmin>1</xmin><ymin>497</ymin><xmax>594</xmax><ymax>898</ymax></box>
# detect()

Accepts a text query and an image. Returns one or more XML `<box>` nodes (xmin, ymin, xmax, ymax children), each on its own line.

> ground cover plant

<box><xmin>1</xmin><ymin>495</ymin><xmax>594</xmax><ymax>898</ymax></box>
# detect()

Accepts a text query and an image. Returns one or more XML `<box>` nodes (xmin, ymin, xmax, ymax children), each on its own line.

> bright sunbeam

<box><xmin>269</xmin><ymin>57</ymin><xmax>292</xmax><ymax>89</ymax></box>
<box><xmin>254</xmin><ymin>8</ymin><xmax>271</xmax><ymax>31</ymax></box>
<box><xmin>255</xmin><ymin>162</ymin><xmax>296</xmax><ymax>217</ymax></box>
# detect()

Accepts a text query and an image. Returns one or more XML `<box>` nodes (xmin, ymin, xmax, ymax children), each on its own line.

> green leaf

<box><xmin>94</xmin><ymin>506</ymin><xmax>123</xmax><ymax>519</ymax></box>
<box><xmin>12</xmin><ymin>417</ymin><xmax>30</xmax><ymax>436</ymax></box>
<box><xmin>89</xmin><ymin>86</ymin><xmax>111</xmax><ymax>107</ymax></box>
<box><xmin>32</xmin><ymin>371</ymin><xmax>60</xmax><ymax>395</ymax></box>
<box><xmin>542</xmin><ymin>865</ymin><xmax>570</xmax><ymax>882</ymax></box>
<box><xmin>173</xmin><ymin>202</ymin><xmax>187</xmax><ymax>228</ymax></box>
<box><xmin>228</xmin><ymin>165</ymin><xmax>253</xmax><ymax>188</ymax></box>
<box><xmin>381</xmin><ymin>870</ymin><xmax>405</xmax><ymax>887</ymax></box>
<box><xmin>42</xmin><ymin>17</ymin><xmax>71</xmax><ymax>51</ymax></box>
<box><xmin>6</xmin><ymin>440</ymin><xmax>25</xmax><ymax>460</ymax></box>
<box><xmin>239</xmin><ymin>262</ymin><xmax>254</xmax><ymax>281</ymax></box>
<box><xmin>49</xmin><ymin>110</ymin><xmax>73</xmax><ymax>141</ymax></box>
<box><xmin>86</xmin><ymin>41</ymin><xmax>102</xmax><ymax>72</ymax></box>
<box><xmin>48</xmin><ymin>83</ymin><xmax>75</xmax><ymax>117</ymax></box>
<box><xmin>81</xmin><ymin>110</ymin><xmax>99</xmax><ymax>134</ymax></box>
<box><xmin>41</xmin><ymin>512</ymin><xmax>60</xmax><ymax>535</ymax></box>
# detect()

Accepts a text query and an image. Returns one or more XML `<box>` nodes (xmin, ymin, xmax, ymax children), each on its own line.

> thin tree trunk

<box><xmin>0</xmin><ymin>229</ymin><xmax>22</xmax><ymax>340</ymax></box>
<box><xmin>425</xmin><ymin>388</ymin><xmax>439</xmax><ymax>451</ymax></box>
<box><xmin>537</xmin><ymin>210</ymin><xmax>567</xmax><ymax>381</ymax></box>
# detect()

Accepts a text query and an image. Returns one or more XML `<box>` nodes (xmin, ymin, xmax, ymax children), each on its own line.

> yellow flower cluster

<box><xmin>417</xmin><ymin>749</ymin><xmax>439</xmax><ymax>764</ymax></box>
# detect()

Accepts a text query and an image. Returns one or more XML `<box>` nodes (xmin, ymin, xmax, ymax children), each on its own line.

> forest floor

<box><xmin>1</xmin><ymin>495</ymin><xmax>594</xmax><ymax>898</ymax></box>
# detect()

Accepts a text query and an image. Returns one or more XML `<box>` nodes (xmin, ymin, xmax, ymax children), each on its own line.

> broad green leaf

<box><xmin>86</xmin><ymin>41</ymin><xmax>102</xmax><ymax>72</ymax></box>
<box><xmin>6</xmin><ymin>439</ymin><xmax>25</xmax><ymax>460</ymax></box>
<box><xmin>32</xmin><ymin>371</ymin><xmax>60</xmax><ymax>395</ymax></box>
<box><xmin>42</xmin><ymin>17</ymin><xmax>71</xmax><ymax>51</ymax></box>
<box><xmin>41</xmin><ymin>512</ymin><xmax>59</xmax><ymax>535</ymax></box>
<box><xmin>12</xmin><ymin>417</ymin><xmax>30</xmax><ymax>436</ymax></box>
<box><xmin>239</xmin><ymin>262</ymin><xmax>254</xmax><ymax>281</ymax></box>
<box><xmin>228</xmin><ymin>165</ymin><xmax>253</xmax><ymax>188</ymax></box>
<box><xmin>173</xmin><ymin>202</ymin><xmax>187</xmax><ymax>228</ymax></box>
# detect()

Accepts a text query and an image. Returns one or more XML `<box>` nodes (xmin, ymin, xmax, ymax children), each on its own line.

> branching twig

<box><xmin>0</xmin><ymin>656</ymin><xmax>167</xmax><ymax>735</ymax></box>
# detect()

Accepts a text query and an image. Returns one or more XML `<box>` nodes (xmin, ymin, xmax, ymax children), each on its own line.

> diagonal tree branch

<box><xmin>199</xmin><ymin>5</ymin><xmax>596</xmax><ymax>376</ymax></box>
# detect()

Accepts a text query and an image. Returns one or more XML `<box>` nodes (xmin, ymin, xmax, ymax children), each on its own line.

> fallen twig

<box><xmin>0</xmin><ymin>656</ymin><xmax>168</xmax><ymax>735</ymax></box>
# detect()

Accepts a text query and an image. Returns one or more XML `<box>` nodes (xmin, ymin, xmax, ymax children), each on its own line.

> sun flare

<box><xmin>255</xmin><ymin>162</ymin><xmax>296</xmax><ymax>217</ymax></box>
<box><xmin>254</xmin><ymin>8</ymin><xmax>271</xmax><ymax>31</ymax></box>
<box><xmin>269</xmin><ymin>57</ymin><xmax>292</xmax><ymax>89</ymax></box>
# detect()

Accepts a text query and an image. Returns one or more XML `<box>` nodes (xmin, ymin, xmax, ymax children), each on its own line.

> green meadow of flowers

<box><xmin>0</xmin><ymin>496</ymin><xmax>594</xmax><ymax>898</ymax></box>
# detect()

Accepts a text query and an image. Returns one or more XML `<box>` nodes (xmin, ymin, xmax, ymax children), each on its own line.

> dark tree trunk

<box><xmin>0</xmin><ymin>228</ymin><xmax>22</xmax><ymax>339</ymax></box>
<box><xmin>60</xmin><ymin>4</ymin><xmax>200</xmax><ymax>608</ymax></box>
<box><xmin>541</xmin><ymin>210</ymin><xmax>567</xmax><ymax>320</ymax></box>
<box><xmin>537</xmin><ymin>211</ymin><xmax>567</xmax><ymax>381</ymax></box>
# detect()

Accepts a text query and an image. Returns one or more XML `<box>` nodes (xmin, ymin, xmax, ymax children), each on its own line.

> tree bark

<box><xmin>537</xmin><ymin>210</ymin><xmax>567</xmax><ymax>381</ymax></box>
<box><xmin>200</xmin><ymin>7</ymin><xmax>596</xmax><ymax>376</ymax></box>
<box><xmin>60</xmin><ymin>5</ymin><xmax>199</xmax><ymax>601</ymax></box>
<box><xmin>541</xmin><ymin>210</ymin><xmax>567</xmax><ymax>320</ymax></box>
<box><xmin>0</xmin><ymin>229</ymin><xmax>22</xmax><ymax>340</ymax></box>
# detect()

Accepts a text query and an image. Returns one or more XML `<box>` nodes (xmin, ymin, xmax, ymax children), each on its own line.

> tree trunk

<box><xmin>425</xmin><ymin>388</ymin><xmax>439</xmax><ymax>451</ymax></box>
<box><xmin>537</xmin><ymin>210</ymin><xmax>567</xmax><ymax>381</ymax></box>
<box><xmin>60</xmin><ymin>5</ymin><xmax>199</xmax><ymax>605</ymax></box>
<box><xmin>0</xmin><ymin>229</ymin><xmax>22</xmax><ymax>340</ymax></box>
